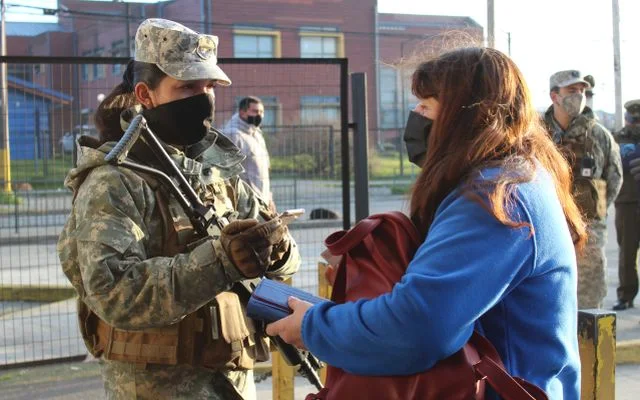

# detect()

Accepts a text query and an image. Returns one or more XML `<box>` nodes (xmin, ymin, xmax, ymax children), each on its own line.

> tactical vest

<box><xmin>559</xmin><ymin>122</ymin><xmax>608</xmax><ymax>220</ymax></box>
<box><xmin>77</xmin><ymin>166</ymin><xmax>270</xmax><ymax>370</ymax></box>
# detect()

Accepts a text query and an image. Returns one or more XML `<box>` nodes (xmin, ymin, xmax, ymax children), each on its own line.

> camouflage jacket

<box><xmin>614</xmin><ymin>125</ymin><xmax>640</xmax><ymax>203</ymax></box>
<box><xmin>57</xmin><ymin>132</ymin><xmax>300</xmax><ymax>331</ymax></box>
<box><xmin>544</xmin><ymin>106</ymin><xmax>622</xmax><ymax>208</ymax></box>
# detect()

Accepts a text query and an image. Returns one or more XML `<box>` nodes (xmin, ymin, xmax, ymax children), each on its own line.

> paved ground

<box><xmin>0</xmin><ymin>186</ymin><xmax>639</xmax><ymax>398</ymax></box>
<box><xmin>0</xmin><ymin>358</ymin><xmax>638</xmax><ymax>399</ymax></box>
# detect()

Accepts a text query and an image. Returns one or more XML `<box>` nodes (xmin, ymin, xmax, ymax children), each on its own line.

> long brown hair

<box><xmin>94</xmin><ymin>60</ymin><xmax>166</xmax><ymax>143</ymax></box>
<box><xmin>409</xmin><ymin>47</ymin><xmax>586</xmax><ymax>249</ymax></box>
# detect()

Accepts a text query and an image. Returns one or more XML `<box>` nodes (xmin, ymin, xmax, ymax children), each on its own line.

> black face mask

<box><xmin>142</xmin><ymin>93</ymin><xmax>214</xmax><ymax>146</ymax></box>
<box><xmin>403</xmin><ymin>110</ymin><xmax>432</xmax><ymax>167</ymax></box>
<box><xmin>246</xmin><ymin>114</ymin><xmax>262</xmax><ymax>127</ymax></box>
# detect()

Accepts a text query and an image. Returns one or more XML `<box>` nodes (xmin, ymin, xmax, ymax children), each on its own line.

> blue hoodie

<box><xmin>302</xmin><ymin>168</ymin><xmax>580</xmax><ymax>399</ymax></box>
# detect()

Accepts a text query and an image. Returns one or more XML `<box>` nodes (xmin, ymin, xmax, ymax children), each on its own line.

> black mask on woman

<box><xmin>403</xmin><ymin>110</ymin><xmax>433</xmax><ymax>167</ymax></box>
<box><xmin>142</xmin><ymin>93</ymin><xmax>214</xmax><ymax>146</ymax></box>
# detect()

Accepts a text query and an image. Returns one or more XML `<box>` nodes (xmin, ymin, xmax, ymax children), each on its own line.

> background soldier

<box><xmin>58</xmin><ymin>19</ymin><xmax>300</xmax><ymax>399</ymax></box>
<box><xmin>544</xmin><ymin>70</ymin><xmax>622</xmax><ymax>309</ymax></box>
<box><xmin>613</xmin><ymin>99</ymin><xmax>640</xmax><ymax>310</ymax></box>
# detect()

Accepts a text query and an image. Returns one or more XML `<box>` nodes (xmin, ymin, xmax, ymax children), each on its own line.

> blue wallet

<box><xmin>246</xmin><ymin>279</ymin><xmax>326</xmax><ymax>323</ymax></box>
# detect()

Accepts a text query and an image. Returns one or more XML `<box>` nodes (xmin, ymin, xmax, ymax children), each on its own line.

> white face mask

<box><xmin>560</xmin><ymin>93</ymin><xmax>586</xmax><ymax>118</ymax></box>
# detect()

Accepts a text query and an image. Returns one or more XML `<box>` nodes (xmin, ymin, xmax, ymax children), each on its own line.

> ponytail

<box><xmin>94</xmin><ymin>59</ymin><xmax>166</xmax><ymax>144</ymax></box>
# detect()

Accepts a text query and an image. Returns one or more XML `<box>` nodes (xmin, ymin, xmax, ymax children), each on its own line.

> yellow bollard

<box><xmin>577</xmin><ymin>310</ymin><xmax>616</xmax><ymax>400</ymax></box>
<box><xmin>272</xmin><ymin>278</ymin><xmax>295</xmax><ymax>400</ymax></box>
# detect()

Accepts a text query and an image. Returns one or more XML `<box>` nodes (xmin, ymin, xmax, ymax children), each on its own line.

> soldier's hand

<box><xmin>270</xmin><ymin>226</ymin><xmax>292</xmax><ymax>267</ymax></box>
<box><xmin>220</xmin><ymin>218</ymin><xmax>287</xmax><ymax>278</ymax></box>
<box><xmin>630</xmin><ymin>156</ymin><xmax>640</xmax><ymax>183</ymax></box>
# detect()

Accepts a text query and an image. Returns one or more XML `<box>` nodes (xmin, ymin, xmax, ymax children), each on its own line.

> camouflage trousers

<box><xmin>577</xmin><ymin>223</ymin><xmax>608</xmax><ymax>309</ymax></box>
<box><xmin>101</xmin><ymin>359</ymin><xmax>255</xmax><ymax>400</ymax></box>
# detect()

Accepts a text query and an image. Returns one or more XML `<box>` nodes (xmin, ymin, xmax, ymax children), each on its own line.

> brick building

<box><xmin>5</xmin><ymin>0</ymin><xmax>482</xmax><ymax>150</ymax></box>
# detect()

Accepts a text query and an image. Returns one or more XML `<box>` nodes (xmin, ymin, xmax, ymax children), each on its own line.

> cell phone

<box><xmin>279</xmin><ymin>208</ymin><xmax>305</xmax><ymax>224</ymax></box>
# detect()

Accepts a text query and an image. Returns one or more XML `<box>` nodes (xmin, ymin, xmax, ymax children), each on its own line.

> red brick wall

<box><xmin>6</xmin><ymin>0</ymin><xmax>483</xmax><ymax>133</ymax></box>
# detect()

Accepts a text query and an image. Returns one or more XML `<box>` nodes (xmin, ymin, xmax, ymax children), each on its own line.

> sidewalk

<box><xmin>0</xmin><ymin>357</ymin><xmax>638</xmax><ymax>399</ymax></box>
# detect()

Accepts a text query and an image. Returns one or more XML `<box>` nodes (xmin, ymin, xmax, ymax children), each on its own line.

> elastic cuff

<box><xmin>213</xmin><ymin>239</ymin><xmax>246</xmax><ymax>283</ymax></box>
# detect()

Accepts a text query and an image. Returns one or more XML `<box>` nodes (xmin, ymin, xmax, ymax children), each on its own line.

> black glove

<box><xmin>220</xmin><ymin>218</ymin><xmax>286</xmax><ymax>278</ymax></box>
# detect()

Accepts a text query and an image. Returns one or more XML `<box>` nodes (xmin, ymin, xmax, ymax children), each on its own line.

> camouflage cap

<box><xmin>135</xmin><ymin>18</ymin><xmax>231</xmax><ymax>86</ymax></box>
<box><xmin>549</xmin><ymin>70</ymin><xmax>590</xmax><ymax>90</ymax></box>
<box><xmin>624</xmin><ymin>99</ymin><xmax>640</xmax><ymax>116</ymax></box>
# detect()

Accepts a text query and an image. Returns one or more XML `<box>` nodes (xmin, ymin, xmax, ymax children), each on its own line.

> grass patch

<box><xmin>0</xmin><ymin>191</ymin><xmax>23</xmax><ymax>205</ymax></box>
<box><xmin>390</xmin><ymin>183</ymin><xmax>413</xmax><ymax>195</ymax></box>
<box><xmin>10</xmin><ymin>157</ymin><xmax>72</xmax><ymax>190</ymax></box>
<box><xmin>369</xmin><ymin>152</ymin><xmax>420</xmax><ymax>179</ymax></box>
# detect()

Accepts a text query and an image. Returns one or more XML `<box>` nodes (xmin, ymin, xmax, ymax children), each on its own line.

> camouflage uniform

<box><xmin>544</xmin><ymin>106</ymin><xmax>622</xmax><ymax>308</ymax></box>
<box><xmin>57</xmin><ymin>19</ymin><xmax>301</xmax><ymax>400</ymax></box>
<box><xmin>613</xmin><ymin>100</ymin><xmax>640</xmax><ymax>306</ymax></box>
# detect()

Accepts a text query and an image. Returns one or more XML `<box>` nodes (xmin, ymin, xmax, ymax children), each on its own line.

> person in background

<box><xmin>584</xmin><ymin>74</ymin><xmax>596</xmax><ymax>110</ymax></box>
<box><xmin>544</xmin><ymin>69</ymin><xmax>622</xmax><ymax>309</ymax></box>
<box><xmin>221</xmin><ymin>96</ymin><xmax>273</xmax><ymax>208</ymax></box>
<box><xmin>613</xmin><ymin>99</ymin><xmax>640</xmax><ymax>310</ymax></box>
<box><xmin>267</xmin><ymin>47</ymin><xmax>585</xmax><ymax>399</ymax></box>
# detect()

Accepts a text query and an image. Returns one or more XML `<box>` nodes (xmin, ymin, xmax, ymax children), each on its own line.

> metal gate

<box><xmin>0</xmin><ymin>56</ymin><xmax>349</xmax><ymax>367</ymax></box>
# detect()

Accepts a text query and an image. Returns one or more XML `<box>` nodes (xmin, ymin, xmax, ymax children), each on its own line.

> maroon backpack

<box><xmin>307</xmin><ymin>211</ymin><xmax>547</xmax><ymax>400</ymax></box>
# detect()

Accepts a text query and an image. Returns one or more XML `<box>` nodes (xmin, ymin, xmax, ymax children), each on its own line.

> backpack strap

<box><xmin>325</xmin><ymin>218</ymin><xmax>382</xmax><ymax>254</ymax></box>
<box><xmin>470</xmin><ymin>333</ymin><xmax>548</xmax><ymax>400</ymax></box>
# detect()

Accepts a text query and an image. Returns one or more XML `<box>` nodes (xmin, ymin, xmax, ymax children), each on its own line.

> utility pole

<box><xmin>507</xmin><ymin>32</ymin><xmax>511</xmax><ymax>56</ymax></box>
<box><xmin>612</xmin><ymin>0</ymin><xmax>623</xmax><ymax>131</ymax></box>
<box><xmin>487</xmin><ymin>0</ymin><xmax>495</xmax><ymax>48</ymax></box>
<box><xmin>0</xmin><ymin>0</ymin><xmax>11</xmax><ymax>193</ymax></box>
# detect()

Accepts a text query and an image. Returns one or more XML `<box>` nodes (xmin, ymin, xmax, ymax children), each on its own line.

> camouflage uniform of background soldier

<box><xmin>613</xmin><ymin>99</ymin><xmax>640</xmax><ymax>311</ymax></box>
<box><xmin>57</xmin><ymin>19</ymin><xmax>301</xmax><ymax>400</ymax></box>
<box><xmin>544</xmin><ymin>70</ymin><xmax>622</xmax><ymax>309</ymax></box>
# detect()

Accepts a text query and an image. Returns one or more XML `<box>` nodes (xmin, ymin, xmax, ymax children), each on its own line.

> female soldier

<box><xmin>58</xmin><ymin>18</ymin><xmax>300</xmax><ymax>399</ymax></box>
<box><xmin>267</xmin><ymin>47</ymin><xmax>585</xmax><ymax>399</ymax></box>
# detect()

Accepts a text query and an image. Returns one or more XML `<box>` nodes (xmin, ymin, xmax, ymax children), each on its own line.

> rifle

<box><xmin>104</xmin><ymin>114</ymin><xmax>324</xmax><ymax>391</ymax></box>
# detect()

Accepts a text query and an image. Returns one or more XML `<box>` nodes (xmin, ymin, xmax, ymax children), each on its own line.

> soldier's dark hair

<box><xmin>238</xmin><ymin>96</ymin><xmax>262</xmax><ymax>112</ymax></box>
<box><xmin>94</xmin><ymin>60</ymin><xmax>167</xmax><ymax>144</ymax></box>
<box><xmin>550</xmin><ymin>86</ymin><xmax>560</xmax><ymax>94</ymax></box>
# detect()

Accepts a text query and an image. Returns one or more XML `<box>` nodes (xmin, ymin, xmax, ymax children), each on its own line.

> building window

<box><xmin>82</xmin><ymin>48</ymin><xmax>106</xmax><ymax>81</ymax></box>
<box><xmin>233</xmin><ymin>29</ymin><xmax>281</xmax><ymax>58</ymax></box>
<box><xmin>93</xmin><ymin>47</ymin><xmax>106</xmax><ymax>80</ymax></box>
<box><xmin>300</xmin><ymin>96</ymin><xmax>340</xmax><ymax>125</ymax></box>
<box><xmin>111</xmin><ymin>40</ymin><xmax>127</xmax><ymax>75</ymax></box>
<box><xmin>380</xmin><ymin>66</ymin><xmax>400</xmax><ymax>128</ymax></box>
<box><xmin>82</xmin><ymin>50</ymin><xmax>93</xmax><ymax>81</ymax></box>
<box><xmin>300</xmin><ymin>29</ymin><xmax>344</xmax><ymax>58</ymax></box>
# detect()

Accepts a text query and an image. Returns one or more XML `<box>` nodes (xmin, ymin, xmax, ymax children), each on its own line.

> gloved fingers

<box><xmin>629</xmin><ymin>157</ymin><xmax>640</xmax><ymax>169</ymax></box>
<box><xmin>254</xmin><ymin>245</ymin><xmax>273</xmax><ymax>266</ymax></box>
<box><xmin>244</xmin><ymin>218</ymin><xmax>286</xmax><ymax>245</ymax></box>
<box><xmin>222</xmin><ymin>219</ymin><xmax>259</xmax><ymax>235</ymax></box>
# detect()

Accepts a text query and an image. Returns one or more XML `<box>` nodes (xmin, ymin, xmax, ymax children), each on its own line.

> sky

<box><xmin>6</xmin><ymin>0</ymin><xmax>640</xmax><ymax>117</ymax></box>
<box><xmin>377</xmin><ymin>0</ymin><xmax>640</xmax><ymax>120</ymax></box>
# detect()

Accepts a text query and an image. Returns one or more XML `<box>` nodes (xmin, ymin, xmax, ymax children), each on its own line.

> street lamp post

<box><xmin>0</xmin><ymin>0</ymin><xmax>11</xmax><ymax>193</ymax></box>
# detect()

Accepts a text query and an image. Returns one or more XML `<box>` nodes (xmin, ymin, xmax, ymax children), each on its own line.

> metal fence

<box><xmin>0</xmin><ymin>56</ymin><xmax>355</xmax><ymax>367</ymax></box>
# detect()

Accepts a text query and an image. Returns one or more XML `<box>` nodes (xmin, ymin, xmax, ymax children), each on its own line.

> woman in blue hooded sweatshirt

<box><xmin>267</xmin><ymin>47</ymin><xmax>585</xmax><ymax>399</ymax></box>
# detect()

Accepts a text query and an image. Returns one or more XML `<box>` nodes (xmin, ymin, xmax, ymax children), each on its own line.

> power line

<box><xmin>5</xmin><ymin>3</ymin><xmax>480</xmax><ymax>41</ymax></box>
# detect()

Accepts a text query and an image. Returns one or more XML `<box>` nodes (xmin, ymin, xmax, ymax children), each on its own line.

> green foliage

<box><xmin>9</xmin><ymin>156</ymin><xmax>73</xmax><ymax>189</ymax></box>
<box><xmin>0</xmin><ymin>191</ymin><xmax>23</xmax><ymax>205</ymax></box>
<box><xmin>369</xmin><ymin>151</ymin><xmax>419</xmax><ymax>179</ymax></box>
<box><xmin>271</xmin><ymin>154</ymin><xmax>316</xmax><ymax>175</ymax></box>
